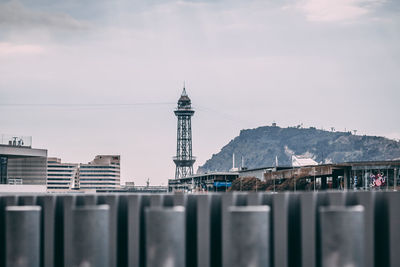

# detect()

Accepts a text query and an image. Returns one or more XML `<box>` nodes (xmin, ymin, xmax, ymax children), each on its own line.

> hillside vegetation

<box><xmin>198</xmin><ymin>126</ymin><xmax>400</xmax><ymax>173</ymax></box>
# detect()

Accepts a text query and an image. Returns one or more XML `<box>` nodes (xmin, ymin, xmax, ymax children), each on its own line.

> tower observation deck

<box><xmin>173</xmin><ymin>86</ymin><xmax>195</xmax><ymax>179</ymax></box>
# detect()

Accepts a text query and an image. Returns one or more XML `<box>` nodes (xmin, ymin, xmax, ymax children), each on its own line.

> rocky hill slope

<box><xmin>198</xmin><ymin>126</ymin><xmax>400</xmax><ymax>173</ymax></box>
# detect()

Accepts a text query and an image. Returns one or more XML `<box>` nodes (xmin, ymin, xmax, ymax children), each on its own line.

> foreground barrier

<box><xmin>0</xmin><ymin>191</ymin><xmax>399</xmax><ymax>267</ymax></box>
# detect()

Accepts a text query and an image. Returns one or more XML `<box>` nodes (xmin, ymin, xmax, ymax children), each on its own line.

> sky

<box><xmin>0</xmin><ymin>0</ymin><xmax>399</xmax><ymax>185</ymax></box>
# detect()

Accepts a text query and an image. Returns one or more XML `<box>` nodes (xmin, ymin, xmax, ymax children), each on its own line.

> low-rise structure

<box><xmin>264</xmin><ymin>160</ymin><xmax>400</xmax><ymax>190</ymax></box>
<box><xmin>168</xmin><ymin>172</ymin><xmax>239</xmax><ymax>192</ymax></box>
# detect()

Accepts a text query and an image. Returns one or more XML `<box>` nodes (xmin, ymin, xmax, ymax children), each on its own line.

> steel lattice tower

<box><xmin>173</xmin><ymin>86</ymin><xmax>195</xmax><ymax>179</ymax></box>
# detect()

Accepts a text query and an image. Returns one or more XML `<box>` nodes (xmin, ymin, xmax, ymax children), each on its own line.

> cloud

<box><xmin>0</xmin><ymin>0</ymin><xmax>90</xmax><ymax>31</ymax></box>
<box><xmin>289</xmin><ymin>0</ymin><xmax>386</xmax><ymax>22</ymax></box>
<box><xmin>0</xmin><ymin>42</ymin><xmax>44</xmax><ymax>56</ymax></box>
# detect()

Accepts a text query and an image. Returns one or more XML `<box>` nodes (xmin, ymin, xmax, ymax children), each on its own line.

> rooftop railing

<box><xmin>0</xmin><ymin>134</ymin><xmax>32</xmax><ymax>148</ymax></box>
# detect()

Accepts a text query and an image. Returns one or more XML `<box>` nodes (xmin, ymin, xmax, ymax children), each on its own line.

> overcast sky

<box><xmin>1</xmin><ymin>0</ymin><xmax>399</xmax><ymax>185</ymax></box>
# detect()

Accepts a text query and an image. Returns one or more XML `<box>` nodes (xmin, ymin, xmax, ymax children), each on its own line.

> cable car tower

<box><xmin>173</xmin><ymin>85</ymin><xmax>195</xmax><ymax>179</ymax></box>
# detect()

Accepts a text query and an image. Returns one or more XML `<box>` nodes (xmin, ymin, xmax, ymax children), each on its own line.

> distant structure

<box><xmin>291</xmin><ymin>155</ymin><xmax>318</xmax><ymax>167</ymax></box>
<box><xmin>173</xmin><ymin>86</ymin><xmax>195</xmax><ymax>179</ymax></box>
<box><xmin>79</xmin><ymin>155</ymin><xmax>120</xmax><ymax>191</ymax></box>
<box><xmin>0</xmin><ymin>134</ymin><xmax>47</xmax><ymax>187</ymax></box>
<box><xmin>47</xmin><ymin>155</ymin><xmax>121</xmax><ymax>192</ymax></box>
<box><xmin>47</xmin><ymin>157</ymin><xmax>78</xmax><ymax>191</ymax></box>
<box><xmin>229</xmin><ymin>153</ymin><xmax>239</xmax><ymax>172</ymax></box>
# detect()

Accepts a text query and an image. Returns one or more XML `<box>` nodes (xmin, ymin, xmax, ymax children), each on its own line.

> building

<box><xmin>168</xmin><ymin>172</ymin><xmax>239</xmax><ymax>192</ymax></box>
<box><xmin>0</xmin><ymin>134</ymin><xmax>47</xmax><ymax>187</ymax></box>
<box><xmin>264</xmin><ymin>160</ymin><xmax>400</xmax><ymax>191</ymax></box>
<box><xmin>46</xmin><ymin>155</ymin><xmax>121</xmax><ymax>192</ymax></box>
<box><xmin>79</xmin><ymin>155</ymin><xmax>121</xmax><ymax>191</ymax></box>
<box><xmin>291</xmin><ymin>155</ymin><xmax>318</xmax><ymax>167</ymax></box>
<box><xmin>239</xmin><ymin>167</ymin><xmax>274</xmax><ymax>181</ymax></box>
<box><xmin>47</xmin><ymin>157</ymin><xmax>79</xmax><ymax>192</ymax></box>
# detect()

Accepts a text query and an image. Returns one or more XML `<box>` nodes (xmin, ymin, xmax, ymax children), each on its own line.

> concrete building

<box><xmin>47</xmin><ymin>157</ymin><xmax>78</xmax><ymax>192</ymax></box>
<box><xmin>0</xmin><ymin>135</ymin><xmax>47</xmax><ymax>187</ymax></box>
<box><xmin>79</xmin><ymin>155</ymin><xmax>121</xmax><ymax>191</ymax></box>
<box><xmin>46</xmin><ymin>155</ymin><xmax>121</xmax><ymax>192</ymax></box>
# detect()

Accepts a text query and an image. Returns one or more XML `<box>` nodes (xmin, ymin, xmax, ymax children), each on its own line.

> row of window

<box><xmin>80</xmin><ymin>183</ymin><xmax>119</xmax><ymax>186</ymax></box>
<box><xmin>80</xmin><ymin>187</ymin><xmax>118</xmax><ymax>189</ymax></box>
<box><xmin>47</xmin><ymin>165</ymin><xmax>77</xmax><ymax>168</ymax></box>
<box><xmin>80</xmin><ymin>174</ymin><xmax>119</xmax><ymax>177</ymax></box>
<box><xmin>47</xmin><ymin>169</ymin><xmax>74</xmax><ymax>172</ymax></box>
<box><xmin>81</xmin><ymin>178</ymin><xmax>119</xmax><ymax>181</ymax></box>
<box><xmin>80</xmin><ymin>170</ymin><xmax>119</xmax><ymax>173</ymax></box>
<box><xmin>80</xmin><ymin>165</ymin><xmax>119</xmax><ymax>169</ymax></box>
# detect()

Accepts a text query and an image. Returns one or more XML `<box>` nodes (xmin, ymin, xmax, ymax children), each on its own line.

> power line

<box><xmin>0</xmin><ymin>102</ymin><xmax>175</xmax><ymax>108</ymax></box>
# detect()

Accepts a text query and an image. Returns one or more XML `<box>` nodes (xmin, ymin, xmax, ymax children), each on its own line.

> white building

<box><xmin>79</xmin><ymin>155</ymin><xmax>121</xmax><ymax>190</ymax></box>
<box><xmin>47</xmin><ymin>157</ymin><xmax>78</xmax><ymax>192</ymax></box>
<box><xmin>291</xmin><ymin>155</ymin><xmax>318</xmax><ymax>167</ymax></box>
<box><xmin>46</xmin><ymin>155</ymin><xmax>121</xmax><ymax>192</ymax></box>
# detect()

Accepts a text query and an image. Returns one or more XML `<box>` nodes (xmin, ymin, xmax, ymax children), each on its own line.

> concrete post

<box><xmin>343</xmin><ymin>168</ymin><xmax>350</xmax><ymax>190</ymax></box>
<box><xmin>319</xmin><ymin>205</ymin><xmax>365</xmax><ymax>267</ymax></box>
<box><xmin>146</xmin><ymin>206</ymin><xmax>185</xmax><ymax>267</ymax></box>
<box><xmin>226</xmin><ymin>206</ymin><xmax>270</xmax><ymax>267</ymax></box>
<box><xmin>71</xmin><ymin>205</ymin><xmax>110</xmax><ymax>267</ymax></box>
<box><xmin>6</xmin><ymin>205</ymin><xmax>41</xmax><ymax>267</ymax></box>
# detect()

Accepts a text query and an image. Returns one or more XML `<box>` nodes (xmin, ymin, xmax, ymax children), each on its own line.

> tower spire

<box><xmin>182</xmin><ymin>81</ymin><xmax>187</xmax><ymax>96</ymax></box>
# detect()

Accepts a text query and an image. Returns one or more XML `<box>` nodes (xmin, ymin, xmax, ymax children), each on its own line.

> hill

<box><xmin>197</xmin><ymin>125</ymin><xmax>400</xmax><ymax>173</ymax></box>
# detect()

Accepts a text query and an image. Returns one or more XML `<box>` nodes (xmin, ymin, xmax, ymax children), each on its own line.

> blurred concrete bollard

<box><xmin>320</xmin><ymin>205</ymin><xmax>365</xmax><ymax>267</ymax></box>
<box><xmin>6</xmin><ymin>205</ymin><xmax>41</xmax><ymax>267</ymax></box>
<box><xmin>71</xmin><ymin>205</ymin><xmax>110</xmax><ymax>267</ymax></box>
<box><xmin>226</xmin><ymin>205</ymin><xmax>270</xmax><ymax>267</ymax></box>
<box><xmin>146</xmin><ymin>206</ymin><xmax>185</xmax><ymax>267</ymax></box>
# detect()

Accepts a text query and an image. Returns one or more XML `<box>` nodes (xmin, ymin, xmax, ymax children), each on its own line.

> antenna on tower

<box><xmin>182</xmin><ymin>81</ymin><xmax>187</xmax><ymax>96</ymax></box>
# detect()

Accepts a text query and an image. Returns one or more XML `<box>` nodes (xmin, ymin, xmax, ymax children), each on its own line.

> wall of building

<box><xmin>239</xmin><ymin>168</ymin><xmax>271</xmax><ymax>181</ymax></box>
<box><xmin>47</xmin><ymin>155</ymin><xmax>121</xmax><ymax>192</ymax></box>
<box><xmin>47</xmin><ymin>157</ymin><xmax>78</xmax><ymax>192</ymax></box>
<box><xmin>0</xmin><ymin>144</ymin><xmax>47</xmax><ymax>185</ymax></box>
